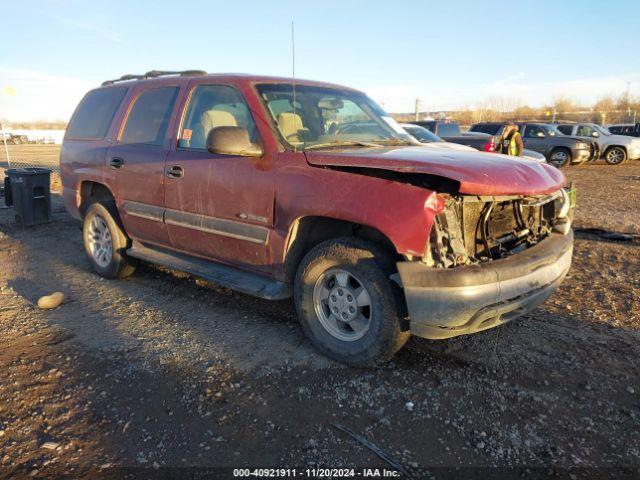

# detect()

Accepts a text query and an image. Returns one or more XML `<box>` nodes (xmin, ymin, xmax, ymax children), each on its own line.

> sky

<box><xmin>1</xmin><ymin>0</ymin><xmax>639</xmax><ymax>122</ymax></box>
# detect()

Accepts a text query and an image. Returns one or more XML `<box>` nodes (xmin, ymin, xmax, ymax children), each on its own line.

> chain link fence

<box><xmin>1</xmin><ymin>144</ymin><xmax>62</xmax><ymax>193</ymax></box>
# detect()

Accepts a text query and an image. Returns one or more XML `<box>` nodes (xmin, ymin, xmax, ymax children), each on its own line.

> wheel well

<box><xmin>548</xmin><ymin>146</ymin><xmax>571</xmax><ymax>159</ymax></box>
<box><xmin>605</xmin><ymin>145</ymin><xmax>626</xmax><ymax>154</ymax></box>
<box><xmin>79</xmin><ymin>181</ymin><xmax>115</xmax><ymax>216</ymax></box>
<box><xmin>283</xmin><ymin>216</ymin><xmax>400</xmax><ymax>283</ymax></box>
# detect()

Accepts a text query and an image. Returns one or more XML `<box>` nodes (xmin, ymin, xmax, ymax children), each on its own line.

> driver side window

<box><xmin>524</xmin><ymin>125</ymin><xmax>544</xmax><ymax>138</ymax></box>
<box><xmin>576</xmin><ymin>125</ymin><xmax>594</xmax><ymax>136</ymax></box>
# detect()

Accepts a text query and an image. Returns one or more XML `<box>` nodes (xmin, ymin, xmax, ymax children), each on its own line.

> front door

<box><xmin>521</xmin><ymin>124</ymin><xmax>547</xmax><ymax>154</ymax></box>
<box><xmin>164</xmin><ymin>83</ymin><xmax>275</xmax><ymax>274</ymax></box>
<box><xmin>106</xmin><ymin>85</ymin><xmax>180</xmax><ymax>247</ymax></box>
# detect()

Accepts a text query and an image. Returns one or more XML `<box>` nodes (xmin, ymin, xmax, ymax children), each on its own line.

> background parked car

<box><xmin>555</xmin><ymin>122</ymin><xmax>640</xmax><ymax>165</ymax></box>
<box><xmin>412</xmin><ymin>120</ymin><xmax>496</xmax><ymax>151</ymax></box>
<box><xmin>606</xmin><ymin>123</ymin><xmax>640</xmax><ymax>138</ymax></box>
<box><xmin>400</xmin><ymin>123</ymin><xmax>477</xmax><ymax>151</ymax></box>
<box><xmin>411</xmin><ymin>121</ymin><xmax>546</xmax><ymax>163</ymax></box>
<box><xmin>471</xmin><ymin>122</ymin><xmax>597</xmax><ymax>168</ymax></box>
<box><xmin>402</xmin><ymin>123</ymin><xmax>546</xmax><ymax>163</ymax></box>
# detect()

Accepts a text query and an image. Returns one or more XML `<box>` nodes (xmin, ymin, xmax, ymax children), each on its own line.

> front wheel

<box><xmin>548</xmin><ymin>148</ymin><xmax>572</xmax><ymax>168</ymax></box>
<box><xmin>294</xmin><ymin>238</ymin><xmax>409</xmax><ymax>367</ymax></box>
<box><xmin>83</xmin><ymin>202</ymin><xmax>136</xmax><ymax>279</ymax></box>
<box><xmin>604</xmin><ymin>146</ymin><xmax>627</xmax><ymax>165</ymax></box>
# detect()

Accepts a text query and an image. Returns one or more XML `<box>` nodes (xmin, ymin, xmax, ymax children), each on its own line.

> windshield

<box><xmin>403</xmin><ymin>125</ymin><xmax>443</xmax><ymax>143</ymax></box>
<box><xmin>593</xmin><ymin>124</ymin><xmax>612</xmax><ymax>136</ymax></box>
<box><xmin>540</xmin><ymin>124</ymin><xmax>564</xmax><ymax>137</ymax></box>
<box><xmin>256</xmin><ymin>84</ymin><xmax>416</xmax><ymax>150</ymax></box>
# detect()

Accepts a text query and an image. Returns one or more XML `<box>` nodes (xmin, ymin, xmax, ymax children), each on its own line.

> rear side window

<box><xmin>120</xmin><ymin>87</ymin><xmax>179</xmax><ymax>146</ymax></box>
<box><xmin>66</xmin><ymin>87</ymin><xmax>127</xmax><ymax>140</ymax></box>
<box><xmin>557</xmin><ymin>125</ymin><xmax>573</xmax><ymax>135</ymax></box>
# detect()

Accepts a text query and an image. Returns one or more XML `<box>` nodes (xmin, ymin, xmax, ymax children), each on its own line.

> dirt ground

<box><xmin>0</xmin><ymin>149</ymin><xmax>639</xmax><ymax>479</ymax></box>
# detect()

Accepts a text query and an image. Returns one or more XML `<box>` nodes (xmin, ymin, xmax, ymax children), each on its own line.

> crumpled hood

<box><xmin>305</xmin><ymin>146</ymin><xmax>566</xmax><ymax>196</ymax></box>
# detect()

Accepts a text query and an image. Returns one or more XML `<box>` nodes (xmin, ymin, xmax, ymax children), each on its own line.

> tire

<box><xmin>548</xmin><ymin>148</ymin><xmax>572</xmax><ymax>168</ymax></box>
<box><xmin>294</xmin><ymin>237</ymin><xmax>410</xmax><ymax>367</ymax></box>
<box><xmin>604</xmin><ymin>146</ymin><xmax>627</xmax><ymax>165</ymax></box>
<box><xmin>83</xmin><ymin>202</ymin><xmax>136</xmax><ymax>279</ymax></box>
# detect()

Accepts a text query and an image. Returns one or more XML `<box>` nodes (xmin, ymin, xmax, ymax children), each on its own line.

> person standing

<box><xmin>499</xmin><ymin>123</ymin><xmax>524</xmax><ymax>157</ymax></box>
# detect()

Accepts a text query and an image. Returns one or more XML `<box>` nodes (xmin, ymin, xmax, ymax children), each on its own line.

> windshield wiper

<box><xmin>304</xmin><ymin>141</ymin><xmax>382</xmax><ymax>151</ymax></box>
<box><xmin>368</xmin><ymin>139</ymin><xmax>416</xmax><ymax>146</ymax></box>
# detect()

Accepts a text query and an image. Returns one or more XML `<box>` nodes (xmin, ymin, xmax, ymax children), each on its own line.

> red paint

<box><xmin>61</xmin><ymin>74</ymin><xmax>567</xmax><ymax>281</ymax></box>
<box><xmin>305</xmin><ymin>147</ymin><xmax>565</xmax><ymax>196</ymax></box>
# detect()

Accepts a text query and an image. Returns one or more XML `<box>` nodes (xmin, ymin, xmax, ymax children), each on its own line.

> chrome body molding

<box><xmin>120</xmin><ymin>201</ymin><xmax>268</xmax><ymax>244</ymax></box>
<box><xmin>121</xmin><ymin>201</ymin><xmax>164</xmax><ymax>222</ymax></box>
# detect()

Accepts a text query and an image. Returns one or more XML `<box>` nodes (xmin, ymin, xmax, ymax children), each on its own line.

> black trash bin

<box><xmin>4</xmin><ymin>168</ymin><xmax>52</xmax><ymax>226</ymax></box>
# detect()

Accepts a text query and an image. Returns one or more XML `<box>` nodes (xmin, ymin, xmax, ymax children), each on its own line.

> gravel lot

<box><xmin>0</xmin><ymin>153</ymin><xmax>639</xmax><ymax>478</ymax></box>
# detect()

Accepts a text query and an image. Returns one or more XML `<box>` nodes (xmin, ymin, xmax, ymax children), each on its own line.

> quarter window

<box><xmin>120</xmin><ymin>87</ymin><xmax>178</xmax><ymax>146</ymax></box>
<box><xmin>66</xmin><ymin>87</ymin><xmax>127</xmax><ymax>140</ymax></box>
<box><xmin>179</xmin><ymin>85</ymin><xmax>259</xmax><ymax>150</ymax></box>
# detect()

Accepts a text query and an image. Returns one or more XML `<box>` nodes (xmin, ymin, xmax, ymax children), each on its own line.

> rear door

<box><xmin>163</xmin><ymin>82</ymin><xmax>275</xmax><ymax>274</ymax></box>
<box><xmin>556</xmin><ymin>125</ymin><xmax>575</xmax><ymax>136</ymax></box>
<box><xmin>106</xmin><ymin>85</ymin><xmax>180</xmax><ymax>247</ymax></box>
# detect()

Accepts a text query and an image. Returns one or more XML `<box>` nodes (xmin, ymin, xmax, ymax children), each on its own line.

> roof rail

<box><xmin>101</xmin><ymin>70</ymin><xmax>207</xmax><ymax>86</ymax></box>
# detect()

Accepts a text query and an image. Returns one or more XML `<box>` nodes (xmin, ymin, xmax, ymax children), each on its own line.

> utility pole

<box><xmin>1</xmin><ymin>123</ymin><xmax>10</xmax><ymax>166</ymax></box>
<box><xmin>626</xmin><ymin>81</ymin><xmax>632</xmax><ymax>122</ymax></box>
<box><xmin>414</xmin><ymin>98</ymin><xmax>420</xmax><ymax>122</ymax></box>
<box><xmin>626</xmin><ymin>81</ymin><xmax>631</xmax><ymax>102</ymax></box>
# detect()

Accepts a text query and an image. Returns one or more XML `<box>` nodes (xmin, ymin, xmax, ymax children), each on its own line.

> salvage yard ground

<box><xmin>0</xmin><ymin>146</ymin><xmax>639</xmax><ymax>478</ymax></box>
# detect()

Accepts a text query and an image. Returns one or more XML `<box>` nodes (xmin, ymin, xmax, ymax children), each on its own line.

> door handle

<box><xmin>166</xmin><ymin>165</ymin><xmax>184</xmax><ymax>178</ymax></box>
<box><xmin>109</xmin><ymin>157</ymin><xmax>124</xmax><ymax>169</ymax></box>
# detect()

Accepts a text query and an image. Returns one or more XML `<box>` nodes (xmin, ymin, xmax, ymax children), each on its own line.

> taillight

<box><xmin>483</xmin><ymin>140</ymin><xmax>495</xmax><ymax>152</ymax></box>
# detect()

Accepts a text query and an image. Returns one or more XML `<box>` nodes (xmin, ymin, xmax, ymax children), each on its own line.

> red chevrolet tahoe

<box><xmin>61</xmin><ymin>70</ymin><xmax>574</xmax><ymax>366</ymax></box>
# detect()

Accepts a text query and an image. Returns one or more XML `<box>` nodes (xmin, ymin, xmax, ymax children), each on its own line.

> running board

<box><xmin>126</xmin><ymin>241</ymin><xmax>291</xmax><ymax>300</ymax></box>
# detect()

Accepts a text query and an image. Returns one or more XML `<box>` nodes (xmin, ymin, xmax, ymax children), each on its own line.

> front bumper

<box><xmin>397</xmin><ymin>231</ymin><xmax>573</xmax><ymax>339</ymax></box>
<box><xmin>571</xmin><ymin>148</ymin><xmax>591</xmax><ymax>163</ymax></box>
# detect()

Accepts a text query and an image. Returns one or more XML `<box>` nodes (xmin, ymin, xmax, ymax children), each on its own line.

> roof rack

<box><xmin>101</xmin><ymin>69</ymin><xmax>207</xmax><ymax>86</ymax></box>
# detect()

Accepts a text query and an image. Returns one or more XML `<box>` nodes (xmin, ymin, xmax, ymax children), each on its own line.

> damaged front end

<box><xmin>397</xmin><ymin>185</ymin><xmax>576</xmax><ymax>340</ymax></box>
<box><xmin>425</xmin><ymin>185</ymin><xmax>575</xmax><ymax>268</ymax></box>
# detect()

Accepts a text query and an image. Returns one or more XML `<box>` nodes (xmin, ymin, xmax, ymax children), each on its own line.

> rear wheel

<box><xmin>294</xmin><ymin>237</ymin><xmax>409</xmax><ymax>367</ymax></box>
<box><xmin>83</xmin><ymin>202</ymin><xmax>136</xmax><ymax>279</ymax></box>
<box><xmin>549</xmin><ymin>148</ymin><xmax>572</xmax><ymax>168</ymax></box>
<box><xmin>604</xmin><ymin>146</ymin><xmax>627</xmax><ymax>165</ymax></box>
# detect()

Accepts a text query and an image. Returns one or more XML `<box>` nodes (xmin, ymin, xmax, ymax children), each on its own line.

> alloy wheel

<box><xmin>86</xmin><ymin>215</ymin><xmax>113</xmax><ymax>268</ymax></box>
<box><xmin>606</xmin><ymin>148</ymin><xmax>624</xmax><ymax>164</ymax></box>
<box><xmin>550</xmin><ymin>151</ymin><xmax>569</xmax><ymax>167</ymax></box>
<box><xmin>312</xmin><ymin>268</ymin><xmax>373</xmax><ymax>341</ymax></box>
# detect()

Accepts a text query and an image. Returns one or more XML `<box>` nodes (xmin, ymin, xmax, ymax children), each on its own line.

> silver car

<box><xmin>556</xmin><ymin>123</ymin><xmax>640</xmax><ymax>165</ymax></box>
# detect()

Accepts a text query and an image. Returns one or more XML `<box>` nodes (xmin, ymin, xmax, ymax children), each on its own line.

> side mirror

<box><xmin>207</xmin><ymin>126</ymin><xmax>263</xmax><ymax>157</ymax></box>
<box><xmin>591</xmin><ymin>131</ymin><xmax>600</xmax><ymax>138</ymax></box>
<box><xmin>536</xmin><ymin>131</ymin><xmax>545</xmax><ymax>138</ymax></box>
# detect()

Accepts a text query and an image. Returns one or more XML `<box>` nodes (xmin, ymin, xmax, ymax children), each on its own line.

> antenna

<box><xmin>291</xmin><ymin>20</ymin><xmax>296</xmax><ymax>152</ymax></box>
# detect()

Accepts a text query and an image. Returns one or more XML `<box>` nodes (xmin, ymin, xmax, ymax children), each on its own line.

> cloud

<box><xmin>0</xmin><ymin>67</ymin><xmax>96</xmax><ymax>122</ymax></box>
<box><xmin>54</xmin><ymin>15</ymin><xmax>123</xmax><ymax>43</ymax></box>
